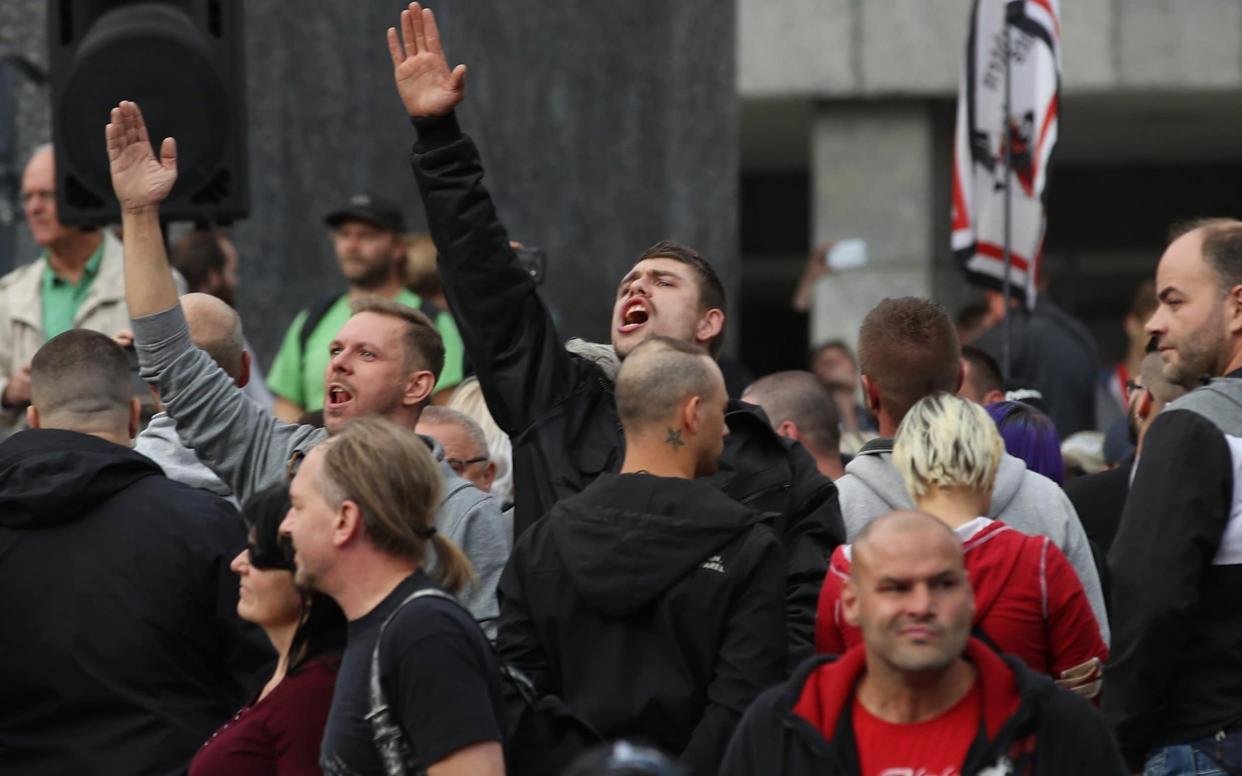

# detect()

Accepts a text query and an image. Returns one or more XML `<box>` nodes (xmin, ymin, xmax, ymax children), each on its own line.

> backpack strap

<box><xmin>298</xmin><ymin>292</ymin><xmax>345</xmax><ymax>361</ymax></box>
<box><xmin>367</xmin><ymin>587</ymin><xmax>457</xmax><ymax>776</ymax></box>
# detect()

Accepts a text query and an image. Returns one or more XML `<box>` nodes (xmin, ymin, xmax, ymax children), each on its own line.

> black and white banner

<box><xmin>951</xmin><ymin>0</ymin><xmax>1060</xmax><ymax>306</ymax></box>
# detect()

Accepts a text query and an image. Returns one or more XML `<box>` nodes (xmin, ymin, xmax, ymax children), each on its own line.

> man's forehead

<box><xmin>340</xmin><ymin>311</ymin><xmax>403</xmax><ymax>342</ymax></box>
<box><xmin>620</xmin><ymin>257</ymin><xmax>688</xmax><ymax>283</ymax></box>
<box><xmin>22</xmin><ymin>149</ymin><xmax>54</xmax><ymax>187</ymax></box>
<box><xmin>1158</xmin><ymin>231</ymin><xmax>1214</xmax><ymax>290</ymax></box>
<box><xmin>854</xmin><ymin>525</ymin><xmax>962</xmax><ymax>575</ymax></box>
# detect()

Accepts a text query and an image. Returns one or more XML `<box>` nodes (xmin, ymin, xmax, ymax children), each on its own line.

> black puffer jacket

<box><xmin>409</xmin><ymin>112</ymin><xmax>843</xmax><ymax>662</ymax></box>
<box><xmin>497</xmin><ymin>473</ymin><xmax>787</xmax><ymax>776</ymax></box>
<box><xmin>0</xmin><ymin>429</ymin><xmax>268</xmax><ymax>775</ymax></box>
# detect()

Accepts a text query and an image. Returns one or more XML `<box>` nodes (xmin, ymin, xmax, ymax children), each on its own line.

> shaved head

<box><xmin>30</xmin><ymin>329</ymin><xmax>133</xmax><ymax>434</ymax></box>
<box><xmin>616</xmin><ymin>336</ymin><xmax>723</xmax><ymax>431</ymax></box>
<box><xmin>181</xmin><ymin>292</ymin><xmax>246</xmax><ymax>382</ymax></box>
<box><xmin>852</xmin><ymin>510</ymin><xmax>963</xmax><ymax>581</ymax></box>
<box><xmin>743</xmin><ymin>370</ymin><xmax>840</xmax><ymax>456</ymax></box>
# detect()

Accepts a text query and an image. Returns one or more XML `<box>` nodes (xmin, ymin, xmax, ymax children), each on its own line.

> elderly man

<box><xmin>721</xmin><ymin>511</ymin><xmax>1125</xmax><ymax>776</ymax></box>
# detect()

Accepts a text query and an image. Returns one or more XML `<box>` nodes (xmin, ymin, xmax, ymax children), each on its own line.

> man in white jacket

<box><xmin>835</xmin><ymin>297</ymin><xmax>1109</xmax><ymax>643</ymax></box>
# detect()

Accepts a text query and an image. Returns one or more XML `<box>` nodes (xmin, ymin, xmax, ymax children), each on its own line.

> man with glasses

<box><xmin>417</xmin><ymin>406</ymin><xmax>496</xmax><ymax>494</ymax></box>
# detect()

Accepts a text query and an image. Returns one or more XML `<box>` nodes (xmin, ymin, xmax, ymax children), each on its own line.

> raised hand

<box><xmin>387</xmin><ymin>2</ymin><xmax>466</xmax><ymax>118</ymax></box>
<box><xmin>105</xmin><ymin>100</ymin><xmax>177</xmax><ymax>213</ymax></box>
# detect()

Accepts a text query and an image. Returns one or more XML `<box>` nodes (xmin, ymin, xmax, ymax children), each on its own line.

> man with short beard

<box><xmin>721</xmin><ymin>511</ymin><xmax>1125</xmax><ymax>776</ymax></box>
<box><xmin>1106</xmin><ymin>219</ymin><xmax>1242</xmax><ymax>775</ymax></box>
<box><xmin>266</xmin><ymin>192</ymin><xmax>466</xmax><ymax>421</ymax></box>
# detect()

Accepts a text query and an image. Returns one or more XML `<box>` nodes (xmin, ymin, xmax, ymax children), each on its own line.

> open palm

<box><xmin>105</xmin><ymin>100</ymin><xmax>177</xmax><ymax>212</ymax></box>
<box><xmin>387</xmin><ymin>2</ymin><xmax>466</xmax><ymax>118</ymax></box>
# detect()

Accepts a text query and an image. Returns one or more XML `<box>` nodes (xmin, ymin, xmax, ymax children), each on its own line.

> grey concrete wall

<box><xmin>3</xmin><ymin>0</ymin><xmax>737</xmax><ymax>365</ymax></box>
<box><xmin>740</xmin><ymin>0</ymin><xmax>1242</xmax><ymax>96</ymax></box>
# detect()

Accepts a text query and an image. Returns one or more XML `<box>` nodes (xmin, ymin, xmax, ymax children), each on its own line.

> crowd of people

<box><xmin>0</xmin><ymin>3</ymin><xmax>1239</xmax><ymax>776</ymax></box>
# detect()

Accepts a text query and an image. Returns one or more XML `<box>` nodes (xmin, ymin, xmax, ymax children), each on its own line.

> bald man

<box><xmin>743</xmin><ymin>371</ymin><xmax>844</xmax><ymax>480</ymax></box>
<box><xmin>497</xmin><ymin>336</ymin><xmax>787</xmax><ymax>774</ymax></box>
<box><xmin>134</xmin><ymin>293</ymin><xmax>251</xmax><ymax>506</ymax></box>
<box><xmin>0</xmin><ymin>329</ymin><xmax>264</xmax><ymax>772</ymax></box>
<box><xmin>722</xmin><ymin>510</ymin><xmax>1126</xmax><ymax>776</ymax></box>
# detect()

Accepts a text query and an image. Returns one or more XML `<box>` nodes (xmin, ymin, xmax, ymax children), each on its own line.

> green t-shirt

<box><xmin>41</xmin><ymin>242</ymin><xmax>106</xmax><ymax>339</ymax></box>
<box><xmin>267</xmin><ymin>290</ymin><xmax>465</xmax><ymax>411</ymax></box>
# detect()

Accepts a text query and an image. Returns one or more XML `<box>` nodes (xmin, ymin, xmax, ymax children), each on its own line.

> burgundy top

<box><xmin>189</xmin><ymin>655</ymin><xmax>339</xmax><ymax>776</ymax></box>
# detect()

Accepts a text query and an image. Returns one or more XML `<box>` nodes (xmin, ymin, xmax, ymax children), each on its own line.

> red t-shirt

<box><xmin>852</xmin><ymin>682</ymin><xmax>981</xmax><ymax>776</ymax></box>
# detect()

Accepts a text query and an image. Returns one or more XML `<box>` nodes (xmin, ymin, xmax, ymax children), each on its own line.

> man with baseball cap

<box><xmin>266</xmin><ymin>192</ymin><xmax>465</xmax><ymax>422</ymax></box>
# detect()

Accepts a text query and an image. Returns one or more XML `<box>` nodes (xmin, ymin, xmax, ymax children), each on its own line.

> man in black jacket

<box><xmin>1107</xmin><ymin>219</ymin><xmax>1242</xmax><ymax>774</ymax></box>
<box><xmin>721</xmin><ymin>511</ymin><xmax>1125</xmax><ymax>776</ymax></box>
<box><xmin>498</xmin><ymin>337</ymin><xmax>787</xmax><ymax>775</ymax></box>
<box><xmin>387</xmin><ymin>2</ymin><xmax>841</xmax><ymax>662</ymax></box>
<box><xmin>0</xmin><ymin>330</ymin><xmax>266</xmax><ymax>774</ymax></box>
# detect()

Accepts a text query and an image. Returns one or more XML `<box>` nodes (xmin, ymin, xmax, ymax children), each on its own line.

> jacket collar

<box><xmin>856</xmin><ymin>436</ymin><xmax>894</xmax><ymax>456</ymax></box>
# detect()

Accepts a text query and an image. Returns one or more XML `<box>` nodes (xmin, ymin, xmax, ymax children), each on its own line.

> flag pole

<box><xmin>1000</xmin><ymin>6</ymin><xmax>1013</xmax><ymax>383</ymax></box>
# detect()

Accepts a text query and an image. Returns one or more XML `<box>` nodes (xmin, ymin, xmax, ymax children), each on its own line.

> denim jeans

<box><xmin>1144</xmin><ymin>744</ymin><xmax>1226</xmax><ymax>776</ymax></box>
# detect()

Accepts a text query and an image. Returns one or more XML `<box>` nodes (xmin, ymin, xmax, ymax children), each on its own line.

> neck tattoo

<box><xmin>665</xmin><ymin>427</ymin><xmax>685</xmax><ymax>450</ymax></box>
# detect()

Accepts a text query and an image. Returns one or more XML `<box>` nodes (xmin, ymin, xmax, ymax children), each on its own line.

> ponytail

<box><xmin>428</xmin><ymin>532</ymin><xmax>476</xmax><ymax>593</ymax></box>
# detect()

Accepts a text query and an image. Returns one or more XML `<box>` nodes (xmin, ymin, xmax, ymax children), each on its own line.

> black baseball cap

<box><xmin>323</xmin><ymin>193</ymin><xmax>406</xmax><ymax>233</ymax></box>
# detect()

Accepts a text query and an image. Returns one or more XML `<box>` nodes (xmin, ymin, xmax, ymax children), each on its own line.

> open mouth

<box><xmin>326</xmin><ymin>385</ymin><xmax>354</xmax><ymax>409</ymax></box>
<box><xmin>619</xmin><ymin>299</ymin><xmax>650</xmax><ymax>333</ymax></box>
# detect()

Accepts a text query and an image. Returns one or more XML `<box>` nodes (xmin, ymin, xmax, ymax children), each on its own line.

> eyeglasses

<box><xmin>247</xmin><ymin>535</ymin><xmax>296</xmax><ymax>572</ymax></box>
<box><xmin>1125</xmin><ymin>379</ymin><xmax>1143</xmax><ymax>394</ymax></box>
<box><xmin>445</xmin><ymin>456</ymin><xmax>488</xmax><ymax>474</ymax></box>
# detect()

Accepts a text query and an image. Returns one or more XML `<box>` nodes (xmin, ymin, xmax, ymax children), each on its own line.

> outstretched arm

<box><xmin>387</xmin><ymin>2</ymin><xmax>467</xmax><ymax>120</ymax></box>
<box><xmin>105</xmin><ymin>101</ymin><xmax>179</xmax><ymax>319</ymax></box>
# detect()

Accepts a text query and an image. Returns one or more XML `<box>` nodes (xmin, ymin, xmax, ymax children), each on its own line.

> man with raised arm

<box><xmin>387</xmin><ymin>1</ymin><xmax>841</xmax><ymax>664</ymax></box>
<box><xmin>104</xmin><ymin>100</ymin><xmax>509</xmax><ymax>632</ymax></box>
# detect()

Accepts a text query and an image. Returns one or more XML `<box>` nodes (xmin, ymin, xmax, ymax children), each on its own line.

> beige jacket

<box><xmin>0</xmin><ymin>230</ymin><xmax>133</xmax><ymax>430</ymax></box>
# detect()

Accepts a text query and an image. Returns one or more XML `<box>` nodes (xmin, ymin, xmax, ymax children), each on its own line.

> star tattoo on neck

<box><xmin>665</xmin><ymin>427</ymin><xmax>685</xmax><ymax>450</ymax></box>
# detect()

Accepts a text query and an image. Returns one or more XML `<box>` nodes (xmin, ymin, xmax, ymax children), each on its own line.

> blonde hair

<box><xmin>447</xmin><ymin>377</ymin><xmax>513</xmax><ymax>504</ymax></box>
<box><xmin>402</xmin><ymin>232</ymin><xmax>441</xmax><ymax>299</ymax></box>
<box><xmin>317</xmin><ymin>417</ymin><xmax>474</xmax><ymax>592</ymax></box>
<box><xmin>892</xmin><ymin>392</ymin><xmax>1004</xmax><ymax>501</ymax></box>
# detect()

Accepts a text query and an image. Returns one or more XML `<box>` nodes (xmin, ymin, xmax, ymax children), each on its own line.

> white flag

<box><xmin>952</xmin><ymin>0</ymin><xmax>1060</xmax><ymax>306</ymax></box>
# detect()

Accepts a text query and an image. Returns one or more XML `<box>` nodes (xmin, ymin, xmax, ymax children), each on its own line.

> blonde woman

<box><xmin>815</xmin><ymin>392</ymin><xmax>1107</xmax><ymax>699</ymax></box>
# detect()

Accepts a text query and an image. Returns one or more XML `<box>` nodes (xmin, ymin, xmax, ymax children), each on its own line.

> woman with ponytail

<box><xmin>190</xmin><ymin>485</ymin><xmax>347</xmax><ymax>775</ymax></box>
<box><xmin>280</xmin><ymin>416</ymin><xmax>506</xmax><ymax>775</ymax></box>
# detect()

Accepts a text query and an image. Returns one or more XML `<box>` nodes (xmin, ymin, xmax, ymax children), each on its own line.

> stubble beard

<box><xmin>1165</xmin><ymin>306</ymin><xmax>1226</xmax><ymax>384</ymax></box>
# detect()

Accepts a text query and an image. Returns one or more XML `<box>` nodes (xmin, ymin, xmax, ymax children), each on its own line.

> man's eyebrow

<box><xmin>1158</xmin><ymin>286</ymin><xmax>1179</xmax><ymax>302</ymax></box>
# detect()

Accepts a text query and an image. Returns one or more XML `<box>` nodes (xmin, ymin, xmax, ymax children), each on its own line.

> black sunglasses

<box><xmin>247</xmin><ymin>534</ymin><xmax>296</xmax><ymax>572</ymax></box>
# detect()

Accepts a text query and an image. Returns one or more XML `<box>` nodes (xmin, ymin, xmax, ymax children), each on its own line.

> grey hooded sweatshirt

<box><xmin>134</xmin><ymin>412</ymin><xmax>239</xmax><ymax>508</ymax></box>
<box><xmin>836</xmin><ymin>438</ymin><xmax>1109</xmax><ymax>644</ymax></box>
<box><xmin>132</xmin><ymin>304</ymin><xmax>509</xmax><ymax>636</ymax></box>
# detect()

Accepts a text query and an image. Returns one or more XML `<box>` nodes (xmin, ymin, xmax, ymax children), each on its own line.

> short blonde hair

<box><xmin>892</xmin><ymin>392</ymin><xmax>1004</xmax><ymax>501</ymax></box>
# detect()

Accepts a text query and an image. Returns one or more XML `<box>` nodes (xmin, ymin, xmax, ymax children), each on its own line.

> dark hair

<box><xmin>169</xmin><ymin>229</ymin><xmax>227</xmax><ymax>293</ymax></box>
<box><xmin>961</xmin><ymin>345</ymin><xmax>1004</xmax><ymax>399</ymax></box>
<box><xmin>1128</xmin><ymin>280</ymin><xmax>1157</xmax><ymax>323</ymax></box>
<box><xmin>30</xmin><ymin>329</ymin><xmax>132</xmax><ymax>422</ymax></box>
<box><xmin>634</xmin><ymin>240</ymin><xmax>727</xmax><ymax>357</ymax></box>
<box><xmin>242</xmin><ymin>485</ymin><xmax>346</xmax><ymax>674</ymax></box>
<box><xmin>985</xmin><ymin>401</ymin><xmax>1064</xmax><ymax>485</ymax></box>
<box><xmin>857</xmin><ymin>297</ymin><xmax>961</xmax><ymax>425</ymax></box>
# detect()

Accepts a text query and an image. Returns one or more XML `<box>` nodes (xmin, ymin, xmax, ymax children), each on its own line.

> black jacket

<box><xmin>976</xmin><ymin>298</ymin><xmax>1098</xmax><ymax>436</ymax></box>
<box><xmin>497</xmin><ymin>473</ymin><xmax>787</xmax><ymax>776</ymax></box>
<box><xmin>1064</xmin><ymin>456</ymin><xmax>1133</xmax><ymax>556</ymax></box>
<box><xmin>1106</xmin><ymin>374</ymin><xmax>1242</xmax><ymax>770</ymax></box>
<box><xmin>721</xmin><ymin>640</ymin><xmax>1126</xmax><ymax>776</ymax></box>
<box><xmin>409</xmin><ymin>112</ymin><xmax>843</xmax><ymax>662</ymax></box>
<box><xmin>0</xmin><ymin>429</ymin><xmax>268</xmax><ymax>775</ymax></box>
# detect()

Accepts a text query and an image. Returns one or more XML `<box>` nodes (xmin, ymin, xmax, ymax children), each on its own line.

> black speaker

<box><xmin>48</xmin><ymin>0</ymin><xmax>248</xmax><ymax>226</ymax></box>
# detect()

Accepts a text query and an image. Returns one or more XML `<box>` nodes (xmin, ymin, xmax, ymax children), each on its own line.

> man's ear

<box><xmin>481</xmin><ymin>461</ymin><xmax>496</xmax><ymax>492</ymax></box>
<box><xmin>1228</xmin><ymin>285</ymin><xmax>1242</xmax><ymax>335</ymax></box>
<box><xmin>695</xmin><ymin>309</ymin><xmax>725</xmax><ymax>351</ymax></box>
<box><xmin>237</xmin><ymin>350</ymin><xmax>252</xmax><ymax>389</ymax></box>
<box><xmin>682</xmin><ymin>394</ymin><xmax>703</xmax><ymax>436</ymax></box>
<box><xmin>841</xmin><ymin>579</ymin><xmax>861</xmax><ymax>628</ymax></box>
<box><xmin>860</xmin><ymin>373</ymin><xmax>882</xmax><ymax>417</ymax></box>
<box><xmin>776</xmin><ymin>419</ymin><xmax>801</xmax><ymax>442</ymax></box>
<box><xmin>334</xmin><ymin>499</ymin><xmax>364</xmax><ymax>548</ymax></box>
<box><xmin>128</xmin><ymin>398</ymin><xmax>141</xmax><ymax>440</ymax></box>
<box><xmin>401</xmin><ymin>370</ymin><xmax>437</xmax><ymax>408</ymax></box>
<box><xmin>25</xmin><ymin>405</ymin><xmax>39</xmax><ymax>429</ymax></box>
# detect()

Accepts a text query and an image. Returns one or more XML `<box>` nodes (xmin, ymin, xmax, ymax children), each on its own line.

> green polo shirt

<box><xmin>41</xmin><ymin>242</ymin><xmax>106</xmax><ymax>339</ymax></box>
<box><xmin>267</xmin><ymin>289</ymin><xmax>465</xmax><ymax>411</ymax></box>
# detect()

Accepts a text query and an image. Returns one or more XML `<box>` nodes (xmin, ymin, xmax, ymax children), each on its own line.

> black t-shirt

<box><xmin>320</xmin><ymin>571</ymin><xmax>504</xmax><ymax>775</ymax></box>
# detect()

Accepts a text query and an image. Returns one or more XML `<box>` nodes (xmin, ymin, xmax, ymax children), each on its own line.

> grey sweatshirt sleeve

<box><xmin>133</xmin><ymin>305</ymin><xmax>327</xmax><ymax>504</ymax></box>
<box><xmin>434</xmin><ymin>478</ymin><xmax>511</xmax><ymax>638</ymax></box>
<box><xmin>1051</xmin><ymin>486</ymin><xmax>1111</xmax><ymax>645</ymax></box>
